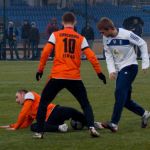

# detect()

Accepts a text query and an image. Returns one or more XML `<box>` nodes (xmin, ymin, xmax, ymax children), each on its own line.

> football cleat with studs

<box><xmin>33</xmin><ymin>132</ymin><xmax>43</xmax><ymax>139</ymax></box>
<box><xmin>94</xmin><ymin>122</ymin><xmax>104</xmax><ymax>129</ymax></box>
<box><xmin>89</xmin><ymin>127</ymin><xmax>100</xmax><ymax>137</ymax></box>
<box><xmin>101</xmin><ymin>122</ymin><xmax>118</xmax><ymax>132</ymax></box>
<box><xmin>141</xmin><ymin>111</ymin><xmax>150</xmax><ymax>128</ymax></box>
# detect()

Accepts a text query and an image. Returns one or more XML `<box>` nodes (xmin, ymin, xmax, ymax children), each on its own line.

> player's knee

<box><xmin>115</xmin><ymin>87</ymin><xmax>127</xmax><ymax>96</ymax></box>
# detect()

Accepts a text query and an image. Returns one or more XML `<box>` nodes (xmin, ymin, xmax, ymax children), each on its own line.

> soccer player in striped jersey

<box><xmin>35</xmin><ymin>12</ymin><xmax>106</xmax><ymax>138</ymax></box>
<box><xmin>97</xmin><ymin>17</ymin><xmax>150</xmax><ymax>132</ymax></box>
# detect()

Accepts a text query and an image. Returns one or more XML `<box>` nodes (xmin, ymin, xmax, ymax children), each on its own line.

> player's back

<box><xmin>29</xmin><ymin>91</ymin><xmax>56</xmax><ymax>120</ymax></box>
<box><xmin>50</xmin><ymin>27</ymin><xmax>85</xmax><ymax>80</ymax></box>
<box><xmin>29</xmin><ymin>91</ymin><xmax>41</xmax><ymax>119</ymax></box>
<box><xmin>29</xmin><ymin>91</ymin><xmax>56</xmax><ymax>119</ymax></box>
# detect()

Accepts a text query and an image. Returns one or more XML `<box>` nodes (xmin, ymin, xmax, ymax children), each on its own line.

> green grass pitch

<box><xmin>0</xmin><ymin>60</ymin><xmax>150</xmax><ymax>150</ymax></box>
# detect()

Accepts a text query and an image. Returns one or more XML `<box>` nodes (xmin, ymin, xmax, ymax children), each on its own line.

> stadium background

<box><xmin>0</xmin><ymin>0</ymin><xmax>150</xmax><ymax>58</ymax></box>
<box><xmin>0</xmin><ymin>1</ymin><xmax>150</xmax><ymax>149</ymax></box>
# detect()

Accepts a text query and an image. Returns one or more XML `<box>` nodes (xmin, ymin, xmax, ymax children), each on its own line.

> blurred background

<box><xmin>0</xmin><ymin>0</ymin><xmax>150</xmax><ymax>60</ymax></box>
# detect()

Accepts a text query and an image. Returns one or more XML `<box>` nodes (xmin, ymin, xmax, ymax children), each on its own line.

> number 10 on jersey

<box><xmin>63</xmin><ymin>38</ymin><xmax>76</xmax><ymax>54</ymax></box>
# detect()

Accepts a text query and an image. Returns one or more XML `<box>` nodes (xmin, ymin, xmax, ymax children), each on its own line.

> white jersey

<box><xmin>103</xmin><ymin>28</ymin><xmax>149</xmax><ymax>73</ymax></box>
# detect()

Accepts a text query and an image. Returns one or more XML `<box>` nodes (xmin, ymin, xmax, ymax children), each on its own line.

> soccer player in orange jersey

<box><xmin>0</xmin><ymin>89</ymin><xmax>91</xmax><ymax>132</ymax></box>
<box><xmin>35</xmin><ymin>12</ymin><xmax>106</xmax><ymax>138</ymax></box>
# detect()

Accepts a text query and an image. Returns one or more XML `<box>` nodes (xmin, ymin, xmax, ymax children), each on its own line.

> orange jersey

<box><xmin>10</xmin><ymin>91</ymin><xmax>56</xmax><ymax>129</ymax></box>
<box><xmin>38</xmin><ymin>27</ymin><xmax>102</xmax><ymax>80</ymax></box>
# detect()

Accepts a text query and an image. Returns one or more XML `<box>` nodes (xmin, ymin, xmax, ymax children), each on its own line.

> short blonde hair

<box><xmin>97</xmin><ymin>17</ymin><xmax>115</xmax><ymax>30</ymax></box>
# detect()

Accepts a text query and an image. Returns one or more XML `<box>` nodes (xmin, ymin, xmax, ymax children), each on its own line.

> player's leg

<box><xmin>31</xmin><ymin>122</ymin><xmax>68</xmax><ymax>132</ymax></box>
<box><xmin>31</xmin><ymin>41</ymin><xmax>35</xmax><ymax>59</ymax></box>
<box><xmin>125</xmin><ymin>89</ymin><xmax>145</xmax><ymax>116</ymax></box>
<box><xmin>103</xmin><ymin>65</ymin><xmax>138</xmax><ymax>132</ymax></box>
<box><xmin>112</xmin><ymin>65</ymin><xmax>139</xmax><ymax>123</ymax></box>
<box><xmin>66</xmin><ymin>107</ymin><xmax>87</xmax><ymax>125</ymax></box>
<box><xmin>9</xmin><ymin>40</ymin><xmax>13</xmax><ymax>59</ymax></box>
<box><xmin>123</xmin><ymin>64</ymin><xmax>150</xmax><ymax>127</ymax></box>
<box><xmin>125</xmin><ymin>88</ymin><xmax>150</xmax><ymax>128</ymax></box>
<box><xmin>14</xmin><ymin>41</ymin><xmax>19</xmax><ymax>59</ymax></box>
<box><xmin>46</xmin><ymin>106</ymin><xmax>86</xmax><ymax>131</ymax></box>
<box><xmin>27</xmin><ymin>39</ymin><xmax>31</xmax><ymax>58</ymax></box>
<box><xmin>102</xmin><ymin>72</ymin><xmax>128</xmax><ymax>132</ymax></box>
<box><xmin>66</xmin><ymin>80</ymin><xmax>94</xmax><ymax>127</ymax></box>
<box><xmin>23</xmin><ymin>39</ymin><xmax>27</xmax><ymax>59</ymax></box>
<box><xmin>50</xmin><ymin>106</ymin><xmax>87</xmax><ymax>125</ymax></box>
<box><xmin>125</xmin><ymin>96</ymin><xmax>150</xmax><ymax>128</ymax></box>
<box><xmin>34</xmin><ymin>79</ymin><xmax>64</xmax><ymax>138</ymax></box>
<box><xmin>66</xmin><ymin>80</ymin><xmax>99</xmax><ymax>137</ymax></box>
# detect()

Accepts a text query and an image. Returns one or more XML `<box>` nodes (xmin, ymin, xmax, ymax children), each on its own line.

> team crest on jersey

<box><xmin>113</xmin><ymin>49</ymin><xmax>119</xmax><ymax>55</ymax></box>
<box><xmin>112</xmin><ymin>49</ymin><xmax>123</xmax><ymax>59</ymax></box>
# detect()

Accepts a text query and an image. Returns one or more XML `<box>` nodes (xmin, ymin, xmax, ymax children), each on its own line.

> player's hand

<box><xmin>6</xmin><ymin>127</ymin><xmax>16</xmax><ymax>131</ymax></box>
<box><xmin>0</xmin><ymin>125</ymin><xmax>10</xmax><ymax>129</ymax></box>
<box><xmin>97</xmin><ymin>73</ymin><xmax>106</xmax><ymax>84</ymax></box>
<box><xmin>36</xmin><ymin>72</ymin><xmax>43</xmax><ymax>81</ymax></box>
<box><xmin>109</xmin><ymin>72</ymin><xmax>116</xmax><ymax>80</ymax></box>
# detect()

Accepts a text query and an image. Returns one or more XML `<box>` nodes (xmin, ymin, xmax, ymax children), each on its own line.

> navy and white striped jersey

<box><xmin>103</xmin><ymin>28</ymin><xmax>149</xmax><ymax>73</ymax></box>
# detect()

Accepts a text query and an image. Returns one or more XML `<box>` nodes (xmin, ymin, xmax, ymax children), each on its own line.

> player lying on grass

<box><xmin>0</xmin><ymin>89</ymin><xmax>103</xmax><ymax>132</ymax></box>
